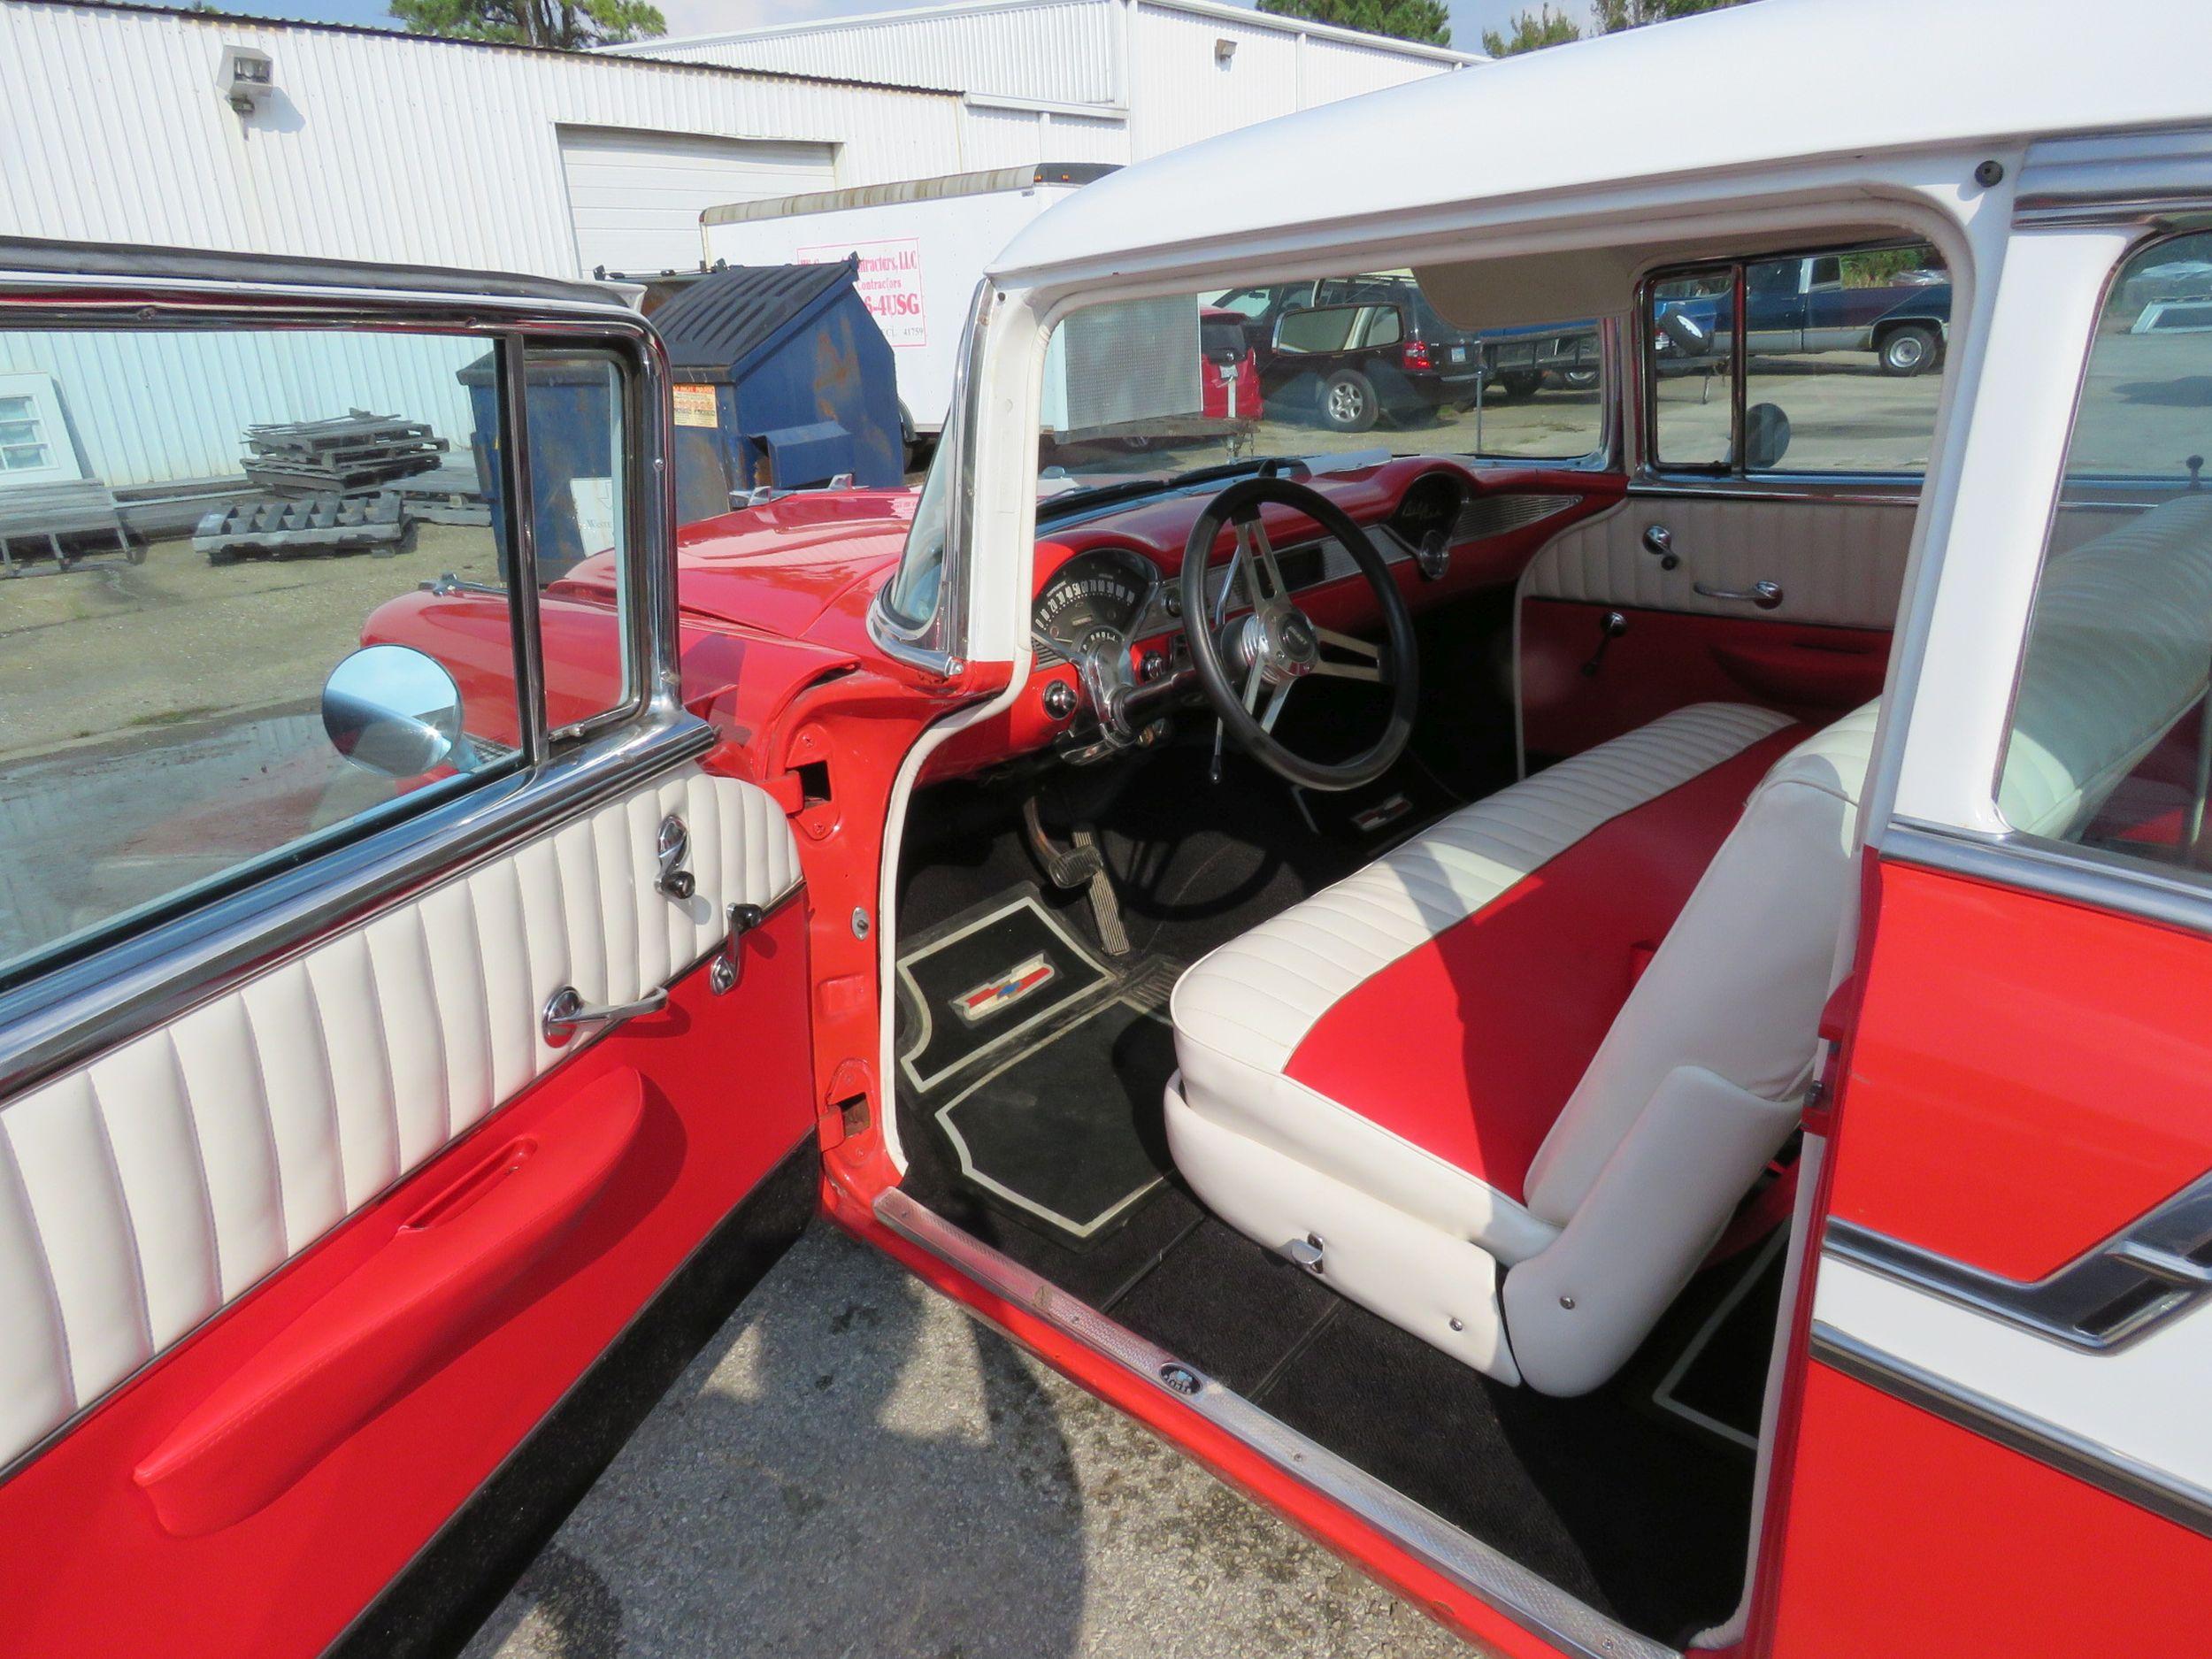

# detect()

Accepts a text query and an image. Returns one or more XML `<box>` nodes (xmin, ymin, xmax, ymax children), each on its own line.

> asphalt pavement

<box><xmin>460</xmin><ymin>1224</ymin><xmax>1479</xmax><ymax>1659</ymax></box>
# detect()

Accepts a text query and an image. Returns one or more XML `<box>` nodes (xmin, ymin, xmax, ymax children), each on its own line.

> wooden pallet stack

<box><xmin>241</xmin><ymin>411</ymin><xmax>449</xmax><ymax>495</ymax></box>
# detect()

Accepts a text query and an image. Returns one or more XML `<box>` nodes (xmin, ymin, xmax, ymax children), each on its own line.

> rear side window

<box><xmin>1998</xmin><ymin>230</ymin><xmax>2212</xmax><ymax>872</ymax></box>
<box><xmin>1647</xmin><ymin>242</ymin><xmax>1948</xmax><ymax>476</ymax></box>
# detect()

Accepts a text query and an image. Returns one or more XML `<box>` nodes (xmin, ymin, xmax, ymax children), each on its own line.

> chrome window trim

<box><xmin>0</xmin><ymin>711</ymin><xmax>715</xmax><ymax>1103</ymax></box>
<box><xmin>875</xmin><ymin>1188</ymin><xmax>1677</xmax><ymax>1659</ymax></box>
<box><xmin>1634</xmin><ymin>248</ymin><xmax>1945</xmax><ymax>492</ymax></box>
<box><xmin>0</xmin><ymin>268</ymin><xmax>696</xmax><ymax>1099</ymax></box>
<box><xmin>1809</xmin><ymin>1319</ymin><xmax>2212</xmax><ymax>1540</ymax></box>
<box><xmin>1879</xmin><ymin>818</ymin><xmax>2212</xmax><ymax>936</ymax></box>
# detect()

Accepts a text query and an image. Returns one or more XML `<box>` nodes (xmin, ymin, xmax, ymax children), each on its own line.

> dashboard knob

<box><xmin>1164</xmin><ymin>585</ymin><xmax>1184</xmax><ymax>619</ymax></box>
<box><xmin>1139</xmin><ymin>649</ymin><xmax>1166</xmax><ymax>683</ymax></box>
<box><xmin>1042</xmin><ymin>679</ymin><xmax>1078</xmax><ymax>721</ymax></box>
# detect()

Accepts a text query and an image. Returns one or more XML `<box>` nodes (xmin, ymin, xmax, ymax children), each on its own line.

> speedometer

<box><xmin>1033</xmin><ymin>546</ymin><xmax>1162</xmax><ymax>664</ymax></box>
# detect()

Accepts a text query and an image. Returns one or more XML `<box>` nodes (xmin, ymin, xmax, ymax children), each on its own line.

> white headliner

<box><xmin>992</xmin><ymin>0</ymin><xmax>2212</xmax><ymax>288</ymax></box>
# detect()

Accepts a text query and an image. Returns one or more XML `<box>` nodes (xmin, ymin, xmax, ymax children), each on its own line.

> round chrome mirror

<box><xmin>320</xmin><ymin>644</ymin><xmax>465</xmax><ymax>778</ymax></box>
<box><xmin>1742</xmin><ymin>402</ymin><xmax>1793</xmax><ymax>472</ymax></box>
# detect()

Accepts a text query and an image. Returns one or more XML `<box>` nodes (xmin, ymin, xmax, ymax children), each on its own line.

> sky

<box><xmin>259</xmin><ymin>0</ymin><xmax>1597</xmax><ymax>55</ymax></box>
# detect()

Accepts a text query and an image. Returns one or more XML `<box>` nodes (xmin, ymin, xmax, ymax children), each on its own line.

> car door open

<box><xmin>0</xmin><ymin>245</ymin><xmax>815</xmax><ymax>1658</ymax></box>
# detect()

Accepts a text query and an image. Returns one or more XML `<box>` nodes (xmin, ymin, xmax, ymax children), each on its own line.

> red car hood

<box><xmin>555</xmin><ymin>488</ymin><xmax>916</xmax><ymax>642</ymax></box>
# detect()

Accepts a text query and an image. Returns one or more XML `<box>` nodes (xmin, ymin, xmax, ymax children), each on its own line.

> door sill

<box><xmin>874</xmin><ymin>1188</ymin><xmax>1675</xmax><ymax>1659</ymax></box>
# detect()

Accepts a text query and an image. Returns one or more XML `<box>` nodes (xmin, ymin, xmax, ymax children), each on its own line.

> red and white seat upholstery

<box><xmin>1166</xmin><ymin>701</ymin><xmax>1877</xmax><ymax>1394</ymax></box>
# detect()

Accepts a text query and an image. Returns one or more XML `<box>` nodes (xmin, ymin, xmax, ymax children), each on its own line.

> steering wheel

<box><xmin>1180</xmin><ymin>476</ymin><xmax>1419</xmax><ymax>793</ymax></box>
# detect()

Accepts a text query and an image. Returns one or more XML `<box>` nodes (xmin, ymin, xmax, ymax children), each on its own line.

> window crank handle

<box><xmin>1580</xmin><ymin>610</ymin><xmax>1629</xmax><ymax>677</ymax></box>
<box><xmin>710</xmin><ymin>902</ymin><xmax>766</xmax><ymax>995</ymax></box>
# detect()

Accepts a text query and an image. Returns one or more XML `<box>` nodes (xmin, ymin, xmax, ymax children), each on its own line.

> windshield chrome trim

<box><xmin>875</xmin><ymin>284</ymin><xmax>994</xmax><ymax>678</ymax></box>
<box><xmin>876</xmin><ymin>1187</ymin><xmax>1678</xmax><ymax>1659</ymax></box>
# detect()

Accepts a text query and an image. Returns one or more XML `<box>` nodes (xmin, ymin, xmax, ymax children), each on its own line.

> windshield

<box><xmin>883</xmin><ymin>272</ymin><xmax>1607</xmax><ymax>629</ymax></box>
<box><xmin>1034</xmin><ymin>273</ymin><xmax>1604</xmax><ymax>517</ymax></box>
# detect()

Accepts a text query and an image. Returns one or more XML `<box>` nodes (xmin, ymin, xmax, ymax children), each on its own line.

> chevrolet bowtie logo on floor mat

<box><xmin>954</xmin><ymin>954</ymin><xmax>1057</xmax><ymax>1024</ymax></box>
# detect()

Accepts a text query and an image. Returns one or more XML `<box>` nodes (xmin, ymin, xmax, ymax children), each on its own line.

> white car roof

<box><xmin>993</xmin><ymin>0</ymin><xmax>2212</xmax><ymax>286</ymax></box>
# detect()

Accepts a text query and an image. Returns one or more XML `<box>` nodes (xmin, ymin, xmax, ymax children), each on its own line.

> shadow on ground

<box><xmin>464</xmin><ymin>1225</ymin><xmax>1469</xmax><ymax>1659</ymax></box>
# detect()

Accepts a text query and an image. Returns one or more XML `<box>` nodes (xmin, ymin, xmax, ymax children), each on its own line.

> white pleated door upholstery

<box><xmin>0</xmin><ymin>764</ymin><xmax>800</xmax><ymax>1471</ymax></box>
<box><xmin>1519</xmin><ymin>495</ymin><xmax>1918</xmax><ymax>629</ymax></box>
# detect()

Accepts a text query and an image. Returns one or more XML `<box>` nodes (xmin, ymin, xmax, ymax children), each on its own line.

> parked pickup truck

<box><xmin>1657</xmin><ymin>252</ymin><xmax>1953</xmax><ymax>375</ymax></box>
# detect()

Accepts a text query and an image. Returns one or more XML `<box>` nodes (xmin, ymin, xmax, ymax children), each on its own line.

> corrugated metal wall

<box><xmin>0</xmin><ymin>2</ymin><xmax>970</xmax><ymax>278</ymax></box>
<box><xmin>954</xmin><ymin>102</ymin><xmax>1125</xmax><ymax>170</ymax></box>
<box><xmin>0</xmin><ymin>327</ymin><xmax>483</xmax><ymax>490</ymax></box>
<box><xmin>624</xmin><ymin>0</ymin><xmax>1469</xmax><ymax>162</ymax></box>
<box><xmin>644</xmin><ymin>0</ymin><xmax>1122</xmax><ymax>105</ymax></box>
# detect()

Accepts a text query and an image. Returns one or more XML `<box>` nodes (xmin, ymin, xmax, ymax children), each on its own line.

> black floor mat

<box><xmin>897</xmin><ymin>888</ymin><xmax>1111</xmax><ymax>1095</ymax></box>
<box><xmin>933</xmin><ymin>989</ymin><xmax>1181</xmax><ymax>1242</ymax></box>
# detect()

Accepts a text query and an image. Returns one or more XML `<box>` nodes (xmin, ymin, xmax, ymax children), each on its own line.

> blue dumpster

<box><xmin>652</xmin><ymin>257</ymin><xmax>903</xmax><ymax>523</ymax></box>
<box><xmin>458</xmin><ymin>353</ymin><xmax>617</xmax><ymax>582</ymax></box>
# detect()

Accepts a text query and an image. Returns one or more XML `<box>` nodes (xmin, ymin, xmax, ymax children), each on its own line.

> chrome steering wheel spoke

<box><xmin>1311</xmin><ymin>626</ymin><xmax>1386</xmax><ymax>683</ymax></box>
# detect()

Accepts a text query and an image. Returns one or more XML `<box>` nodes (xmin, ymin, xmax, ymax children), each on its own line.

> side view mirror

<box><xmin>321</xmin><ymin>644</ymin><xmax>465</xmax><ymax>778</ymax></box>
<box><xmin>1656</xmin><ymin>308</ymin><xmax>1711</xmax><ymax>357</ymax></box>
<box><xmin>1742</xmin><ymin>402</ymin><xmax>1793</xmax><ymax>471</ymax></box>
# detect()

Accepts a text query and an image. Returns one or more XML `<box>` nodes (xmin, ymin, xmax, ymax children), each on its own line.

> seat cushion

<box><xmin>1170</xmin><ymin>702</ymin><xmax>1800</xmax><ymax>1259</ymax></box>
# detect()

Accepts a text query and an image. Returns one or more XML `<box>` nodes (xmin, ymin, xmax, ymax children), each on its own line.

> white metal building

<box><xmin>618</xmin><ymin>0</ymin><xmax>1477</xmax><ymax>167</ymax></box>
<box><xmin>0</xmin><ymin>0</ymin><xmax>1470</xmax><ymax>494</ymax></box>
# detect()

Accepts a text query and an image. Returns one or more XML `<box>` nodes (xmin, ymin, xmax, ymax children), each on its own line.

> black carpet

<box><xmin>1648</xmin><ymin>1233</ymin><xmax>1789</xmax><ymax>1453</ymax></box>
<box><xmin>934</xmin><ymin>992</ymin><xmax>1181</xmax><ymax>1243</ymax></box>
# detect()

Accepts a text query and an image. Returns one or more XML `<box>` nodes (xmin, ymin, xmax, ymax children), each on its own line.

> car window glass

<box><xmin>0</xmin><ymin>324</ymin><xmax>522</xmax><ymax>982</ymax></box>
<box><xmin>518</xmin><ymin>349</ymin><xmax>635</xmax><ymax>732</ymax></box>
<box><xmin>1648</xmin><ymin>242</ymin><xmax>1947</xmax><ymax>475</ymax></box>
<box><xmin>1998</xmin><ymin>230</ymin><xmax>2212</xmax><ymax>873</ymax></box>
<box><xmin>1032</xmin><ymin>274</ymin><xmax>1605</xmax><ymax>486</ymax></box>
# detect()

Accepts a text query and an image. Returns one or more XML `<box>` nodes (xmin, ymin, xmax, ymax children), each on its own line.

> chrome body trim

<box><xmin>0</xmin><ymin>264</ymin><xmax>697</xmax><ymax>1098</ymax></box>
<box><xmin>874</xmin><ymin>1188</ymin><xmax>1676</xmax><ymax>1659</ymax></box>
<box><xmin>1809</xmin><ymin>1320</ymin><xmax>2212</xmax><ymax>1539</ymax></box>
<box><xmin>1826</xmin><ymin>1172</ymin><xmax>2212</xmax><ymax>1355</ymax></box>
<box><xmin>2013</xmin><ymin>128</ymin><xmax>2212</xmax><ymax>225</ymax></box>
<box><xmin>1878</xmin><ymin>818</ymin><xmax>2212</xmax><ymax>939</ymax></box>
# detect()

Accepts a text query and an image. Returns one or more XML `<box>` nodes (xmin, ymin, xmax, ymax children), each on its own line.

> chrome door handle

<box><xmin>1694</xmin><ymin>579</ymin><xmax>1785</xmax><ymax>610</ymax></box>
<box><xmin>655</xmin><ymin>813</ymin><xmax>695</xmax><ymax>901</ymax></box>
<box><xmin>709</xmin><ymin>902</ymin><xmax>765</xmax><ymax>995</ymax></box>
<box><xmin>542</xmin><ymin>985</ymin><xmax>670</xmax><ymax>1047</ymax></box>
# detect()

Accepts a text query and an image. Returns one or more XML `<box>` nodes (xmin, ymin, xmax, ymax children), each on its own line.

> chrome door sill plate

<box><xmin>874</xmin><ymin>1188</ymin><xmax>1674</xmax><ymax>1659</ymax></box>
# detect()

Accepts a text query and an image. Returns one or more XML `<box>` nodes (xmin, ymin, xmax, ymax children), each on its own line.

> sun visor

<box><xmin>1414</xmin><ymin>250</ymin><xmax>1639</xmax><ymax>332</ymax></box>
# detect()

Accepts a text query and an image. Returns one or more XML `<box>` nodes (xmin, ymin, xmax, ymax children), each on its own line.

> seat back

<box><xmin>1503</xmin><ymin>495</ymin><xmax>2212</xmax><ymax>1394</ymax></box>
<box><xmin>1498</xmin><ymin>704</ymin><xmax>1876</xmax><ymax>1393</ymax></box>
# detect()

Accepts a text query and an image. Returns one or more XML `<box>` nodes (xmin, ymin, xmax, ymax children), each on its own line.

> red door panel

<box><xmin>1828</xmin><ymin>862</ymin><xmax>2212</xmax><ymax>1280</ymax></box>
<box><xmin>0</xmin><ymin>902</ymin><xmax>812</xmax><ymax>1659</ymax></box>
<box><xmin>1769</xmin><ymin>1361</ymin><xmax>2212</xmax><ymax>1657</ymax></box>
<box><xmin>1522</xmin><ymin>598</ymin><xmax>1887</xmax><ymax>759</ymax></box>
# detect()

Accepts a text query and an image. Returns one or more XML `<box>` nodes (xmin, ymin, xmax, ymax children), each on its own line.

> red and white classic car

<box><xmin>4</xmin><ymin>1</ymin><xmax>2211</xmax><ymax>1654</ymax></box>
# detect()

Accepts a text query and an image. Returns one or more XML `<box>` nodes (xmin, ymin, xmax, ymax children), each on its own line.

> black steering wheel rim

<box><xmin>1179</xmin><ymin>475</ymin><xmax>1420</xmax><ymax>793</ymax></box>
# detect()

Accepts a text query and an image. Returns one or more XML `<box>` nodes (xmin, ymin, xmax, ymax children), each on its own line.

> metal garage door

<box><xmin>558</xmin><ymin>127</ymin><xmax>838</xmax><ymax>277</ymax></box>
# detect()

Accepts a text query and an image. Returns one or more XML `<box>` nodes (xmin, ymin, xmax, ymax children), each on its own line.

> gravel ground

<box><xmin>461</xmin><ymin>1225</ymin><xmax>1479</xmax><ymax>1659</ymax></box>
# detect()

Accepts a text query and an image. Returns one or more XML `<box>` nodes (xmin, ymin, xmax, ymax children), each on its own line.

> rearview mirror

<box><xmin>321</xmin><ymin>644</ymin><xmax>465</xmax><ymax>778</ymax></box>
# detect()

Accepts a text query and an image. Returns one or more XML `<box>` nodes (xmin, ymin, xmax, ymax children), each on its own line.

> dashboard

<box><xmin>926</xmin><ymin>457</ymin><xmax>1613</xmax><ymax>782</ymax></box>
